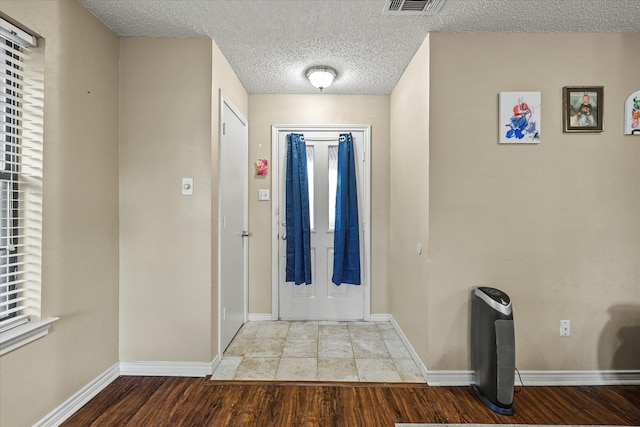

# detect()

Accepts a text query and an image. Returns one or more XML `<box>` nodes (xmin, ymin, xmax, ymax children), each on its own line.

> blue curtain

<box><xmin>285</xmin><ymin>133</ymin><xmax>312</xmax><ymax>285</ymax></box>
<box><xmin>332</xmin><ymin>133</ymin><xmax>361</xmax><ymax>285</ymax></box>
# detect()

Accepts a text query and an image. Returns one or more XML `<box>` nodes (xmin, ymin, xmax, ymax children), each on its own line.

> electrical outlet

<box><xmin>560</xmin><ymin>320</ymin><xmax>570</xmax><ymax>337</ymax></box>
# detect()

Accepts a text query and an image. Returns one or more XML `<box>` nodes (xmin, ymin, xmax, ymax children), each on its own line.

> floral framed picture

<box><xmin>563</xmin><ymin>86</ymin><xmax>603</xmax><ymax>133</ymax></box>
<box><xmin>499</xmin><ymin>91</ymin><xmax>541</xmax><ymax>144</ymax></box>
<box><xmin>624</xmin><ymin>90</ymin><xmax>640</xmax><ymax>135</ymax></box>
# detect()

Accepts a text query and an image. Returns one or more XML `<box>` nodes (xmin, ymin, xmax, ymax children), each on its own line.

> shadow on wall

<box><xmin>598</xmin><ymin>304</ymin><xmax>640</xmax><ymax>371</ymax></box>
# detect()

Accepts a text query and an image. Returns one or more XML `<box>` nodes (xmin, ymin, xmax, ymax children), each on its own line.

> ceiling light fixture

<box><xmin>306</xmin><ymin>66</ymin><xmax>337</xmax><ymax>91</ymax></box>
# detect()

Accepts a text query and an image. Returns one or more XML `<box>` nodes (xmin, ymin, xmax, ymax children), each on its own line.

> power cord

<box><xmin>514</xmin><ymin>367</ymin><xmax>525</xmax><ymax>393</ymax></box>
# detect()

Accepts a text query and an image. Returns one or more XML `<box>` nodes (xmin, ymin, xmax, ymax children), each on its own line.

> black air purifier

<box><xmin>471</xmin><ymin>286</ymin><xmax>515</xmax><ymax>415</ymax></box>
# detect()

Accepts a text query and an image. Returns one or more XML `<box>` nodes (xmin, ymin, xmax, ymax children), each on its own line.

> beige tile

<box><xmin>384</xmin><ymin>339</ymin><xmax>411</xmax><ymax>359</ymax></box>
<box><xmin>348</xmin><ymin>323</ymin><xmax>382</xmax><ymax>340</ymax></box>
<box><xmin>376</xmin><ymin>322</ymin><xmax>400</xmax><ymax>339</ymax></box>
<box><xmin>275</xmin><ymin>357</ymin><xmax>317</xmax><ymax>381</ymax></box>
<box><xmin>318</xmin><ymin>324</ymin><xmax>350</xmax><ymax>340</ymax></box>
<box><xmin>394</xmin><ymin>359</ymin><xmax>426</xmax><ymax>383</ymax></box>
<box><xmin>282</xmin><ymin>339</ymin><xmax>317</xmax><ymax>358</ymax></box>
<box><xmin>317</xmin><ymin>358</ymin><xmax>359</xmax><ymax>382</ymax></box>
<box><xmin>233</xmin><ymin>357</ymin><xmax>279</xmax><ymax>380</ymax></box>
<box><xmin>255</xmin><ymin>321</ymin><xmax>290</xmax><ymax>338</ymax></box>
<box><xmin>356</xmin><ymin>359</ymin><xmax>401</xmax><ymax>382</ymax></box>
<box><xmin>236</xmin><ymin>322</ymin><xmax>261</xmax><ymax>339</ymax></box>
<box><xmin>352</xmin><ymin>339</ymin><xmax>391</xmax><ymax>359</ymax></box>
<box><xmin>287</xmin><ymin>321</ymin><xmax>319</xmax><ymax>339</ymax></box>
<box><xmin>211</xmin><ymin>357</ymin><xmax>242</xmax><ymax>380</ymax></box>
<box><xmin>246</xmin><ymin>338</ymin><xmax>285</xmax><ymax>357</ymax></box>
<box><xmin>318</xmin><ymin>338</ymin><xmax>354</xmax><ymax>358</ymax></box>
<box><xmin>224</xmin><ymin>336</ymin><xmax>253</xmax><ymax>357</ymax></box>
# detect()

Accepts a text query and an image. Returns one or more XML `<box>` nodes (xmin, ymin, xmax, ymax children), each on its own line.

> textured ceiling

<box><xmin>79</xmin><ymin>0</ymin><xmax>640</xmax><ymax>95</ymax></box>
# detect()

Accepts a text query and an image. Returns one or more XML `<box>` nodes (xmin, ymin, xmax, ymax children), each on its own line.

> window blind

<box><xmin>0</xmin><ymin>18</ymin><xmax>42</xmax><ymax>332</ymax></box>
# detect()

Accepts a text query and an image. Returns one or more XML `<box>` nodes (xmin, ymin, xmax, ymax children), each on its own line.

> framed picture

<box><xmin>499</xmin><ymin>91</ymin><xmax>541</xmax><ymax>144</ymax></box>
<box><xmin>624</xmin><ymin>90</ymin><xmax>640</xmax><ymax>135</ymax></box>
<box><xmin>563</xmin><ymin>86</ymin><xmax>603</xmax><ymax>132</ymax></box>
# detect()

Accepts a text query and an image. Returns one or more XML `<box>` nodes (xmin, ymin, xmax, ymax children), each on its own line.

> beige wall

<box><xmin>0</xmin><ymin>1</ymin><xmax>120</xmax><ymax>426</ymax></box>
<box><xmin>119</xmin><ymin>38</ymin><xmax>213</xmax><ymax>362</ymax></box>
<box><xmin>389</xmin><ymin>36</ymin><xmax>431</xmax><ymax>360</ymax></box>
<box><xmin>211</xmin><ymin>41</ymin><xmax>249</xmax><ymax>356</ymax></box>
<box><xmin>247</xmin><ymin>95</ymin><xmax>391</xmax><ymax>315</ymax></box>
<box><xmin>427</xmin><ymin>32</ymin><xmax>640</xmax><ymax>371</ymax></box>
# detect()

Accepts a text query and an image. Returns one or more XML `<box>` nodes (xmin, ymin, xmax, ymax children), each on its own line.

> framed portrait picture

<box><xmin>563</xmin><ymin>86</ymin><xmax>603</xmax><ymax>133</ymax></box>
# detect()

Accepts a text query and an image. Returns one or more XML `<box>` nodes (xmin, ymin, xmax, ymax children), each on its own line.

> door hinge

<box><xmin>222</xmin><ymin>122</ymin><xmax>226</xmax><ymax>135</ymax></box>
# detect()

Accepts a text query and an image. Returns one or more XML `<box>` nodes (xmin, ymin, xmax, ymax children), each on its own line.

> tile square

<box><xmin>384</xmin><ymin>339</ymin><xmax>411</xmax><ymax>359</ymax></box>
<box><xmin>355</xmin><ymin>359</ymin><xmax>401</xmax><ymax>382</ymax></box>
<box><xmin>255</xmin><ymin>321</ymin><xmax>290</xmax><ymax>338</ymax></box>
<box><xmin>224</xmin><ymin>336</ymin><xmax>253</xmax><ymax>357</ymax></box>
<box><xmin>282</xmin><ymin>339</ymin><xmax>317</xmax><ymax>358</ymax></box>
<box><xmin>352</xmin><ymin>339</ymin><xmax>391</xmax><ymax>358</ymax></box>
<box><xmin>287</xmin><ymin>321</ymin><xmax>319</xmax><ymax>339</ymax></box>
<box><xmin>233</xmin><ymin>357</ymin><xmax>279</xmax><ymax>380</ymax></box>
<box><xmin>211</xmin><ymin>357</ymin><xmax>242</xmax><ymax>380</ymax></box>
<box><xmin>246</xmin><ymin>338</ymin><xmax>285</xmax><ymax>357</ymax></box>
<box><xmin>317</xmin><ymin>358</ymin><xmax>359</xmax><ymax>382</ymax></box>
<box><xmin>318</xmin><ymin>324</ymin><xmax>350</xmax><ymax>340</ymax></box>
<box><xmin>394</xmin><ymin>359</ymin><xmax>426</xmax><ymax>383</ymax></box>
<box><xmin>318</xmin><ymin>338</ymin><xmax>354</xmax><ymax>358</ymax></box>
<box><xmin>376</xmin><ymin>322</ymin><xmax>400</xmax><ymax>339</ymax></box>
<box><xmin>275</xmin><ymin>357</ymin><xmax>317</xmax><ymax>381</ymax></box>
<box><xmin>348</xmin><ymin>323</ymin><xmax>382</xmax><ymax>340</ymax></box>
<box><xmin>236</xmin><ymin>322</ymin><xmax>261</xmax><ymax>339</ymax></box>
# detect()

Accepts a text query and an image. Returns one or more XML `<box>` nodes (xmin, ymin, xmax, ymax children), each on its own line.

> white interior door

<box><xmin>219</xmin><ymin>94</ymin><xmax>248</xmax><ymax>352</ymax></box>
<box><xmin>273</xmin><ymin>126</ymin><xmax>370</xmax><ymax>320</ymax></box>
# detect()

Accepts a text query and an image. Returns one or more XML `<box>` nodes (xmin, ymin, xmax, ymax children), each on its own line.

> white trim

<box><xmin>426</xmin><ymin>370</ymin><xmax>474</xmax><ymax>386</ymax></box>
<box><xmin>426</xmin><ymin>369</ymin><xmax>640</xmax><ymax>386</ymax></box>
<box><xmin>271</xmin><ymin>124</ymin><xmax>371</xmax><ymax>321</ymax></box>
<box><xmin>210</xmin><ymin>354</ymin><xmax>221</xmax><ymax>373</ymax></box>
<box><xmin>119</xmin><ymin>361</ymin><xmax>213</xmax><ymax>377</ymax></box>
<box><xmin>34</xmin><ymin>363</ymin><xmax>120</xmax><ymax>427</ymax></box>
<box><xmin>248</xmin><ymin>313</ymin><xmax>274</xmax><ymax>322</ymax></box>
<box><xmin>518</xmin><ymin>370</ymin><xmax>640</xmax><ymax>386</ymax></box>
<box><xmin>0</xmin><ymin>316</ymin><xmax>58</xmax><ymax>356</ymax></box>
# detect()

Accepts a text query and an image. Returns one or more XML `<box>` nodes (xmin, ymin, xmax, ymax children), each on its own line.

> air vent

<box><xmin>383</xmin><ymin>0</ymin><xmax>446</xmax><ymax>15</ymax></box>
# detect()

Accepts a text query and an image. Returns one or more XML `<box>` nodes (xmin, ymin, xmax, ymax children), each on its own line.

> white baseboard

<box><xmin>248</xmin><ymin>313</ymin><xmax>274</xmax><ymax>321</ymax></box>
<box><xmin>34</xmin><ymin>363</ymin><xmax>120</xmax><ymax>427</ymax></box>
<box><xmin>119</xmin><ymin>361</ymin><xmax>213</xmax><ymax>377</ymax></box>
<box><xmin>210</xmin><ymin>354</ymin><xmax>221</xmax><ymax>374</ymax></box>
<box><xmin>374</xmin><ymin>313</ymin><xmax>640</xmax><ymax>387</ymax></box>
<box><xmin>426</xmin><ymin>369</ymin><xmax>640</xmax><ymax>386</ymax></box>
<box><xmin>518</xmin><ymin>369</ymin><xmax>640</xmax><ymax>386</ymax></box>
<box><xmin>369</xmin><ymin>313</ymin><xmax>392</xmax><ymax>322</ymax></box>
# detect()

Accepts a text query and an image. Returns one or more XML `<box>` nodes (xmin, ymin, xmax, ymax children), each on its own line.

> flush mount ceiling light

<box><xmin>306</xmin><ymin>66</ymin><xmax>337</xmax><ymax>91</ymax></box>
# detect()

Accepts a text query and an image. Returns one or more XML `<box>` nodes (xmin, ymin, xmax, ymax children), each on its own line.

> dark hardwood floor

<box><xmin>62</xmin><ymin>376</ymin><xmax>640</xmax><ymax>426</ymax></box>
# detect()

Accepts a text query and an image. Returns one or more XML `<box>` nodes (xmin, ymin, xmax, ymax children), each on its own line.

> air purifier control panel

<box><xmin>478</xmin><ymin>286</ymin><xmax>510</xmax><ymax>305</ymax></box>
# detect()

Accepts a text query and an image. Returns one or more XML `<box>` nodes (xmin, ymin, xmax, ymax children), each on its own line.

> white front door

<box><xmin>219</xmin><ymin>94</ymin><xmax>248</xmax><ymax>352</ymax></box>
<box><xmin>273</xmin><ymin>125</ymin><xmax>370</xmax><ymax>320</ymax></box>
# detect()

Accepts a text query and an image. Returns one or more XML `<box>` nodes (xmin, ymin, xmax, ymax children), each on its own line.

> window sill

<box><xmin>0</xmin><ymin>317</ymin><xmax>59</xmax><ymax>356</ymax></box>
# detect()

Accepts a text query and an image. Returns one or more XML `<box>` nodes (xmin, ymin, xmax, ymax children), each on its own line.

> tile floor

<box><xmin>210</xmin><ymin>321</ymin><xmax>426</xmax><ymax>383</ymax></box>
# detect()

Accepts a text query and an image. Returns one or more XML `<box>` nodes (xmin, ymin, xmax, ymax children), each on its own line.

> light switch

<box><xmin>182</xmin><ymin>178</ymin><xmax>193</xmax><ymax>196</ymax></box>
<box><xmin>258</xmin><ymin>189</ymin><xmax>270</xmax><ymax>201</ymax></box>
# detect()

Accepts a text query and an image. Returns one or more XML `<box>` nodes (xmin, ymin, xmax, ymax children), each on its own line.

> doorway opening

<box><xmin>270</xmin><ymin>125</ymin><xmax>371</xmax><ymax>321</ymax></box>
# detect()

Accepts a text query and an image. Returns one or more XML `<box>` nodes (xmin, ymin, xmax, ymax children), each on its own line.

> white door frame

<box><xmin>270</xmin><ymin>124</ymin><xmax>371</xmax><ymax>321</ymax></box>
<box><xmin>218</xmin><ymin>91</ymin><xmax>248</xmax><ymax>356</ymax></box>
